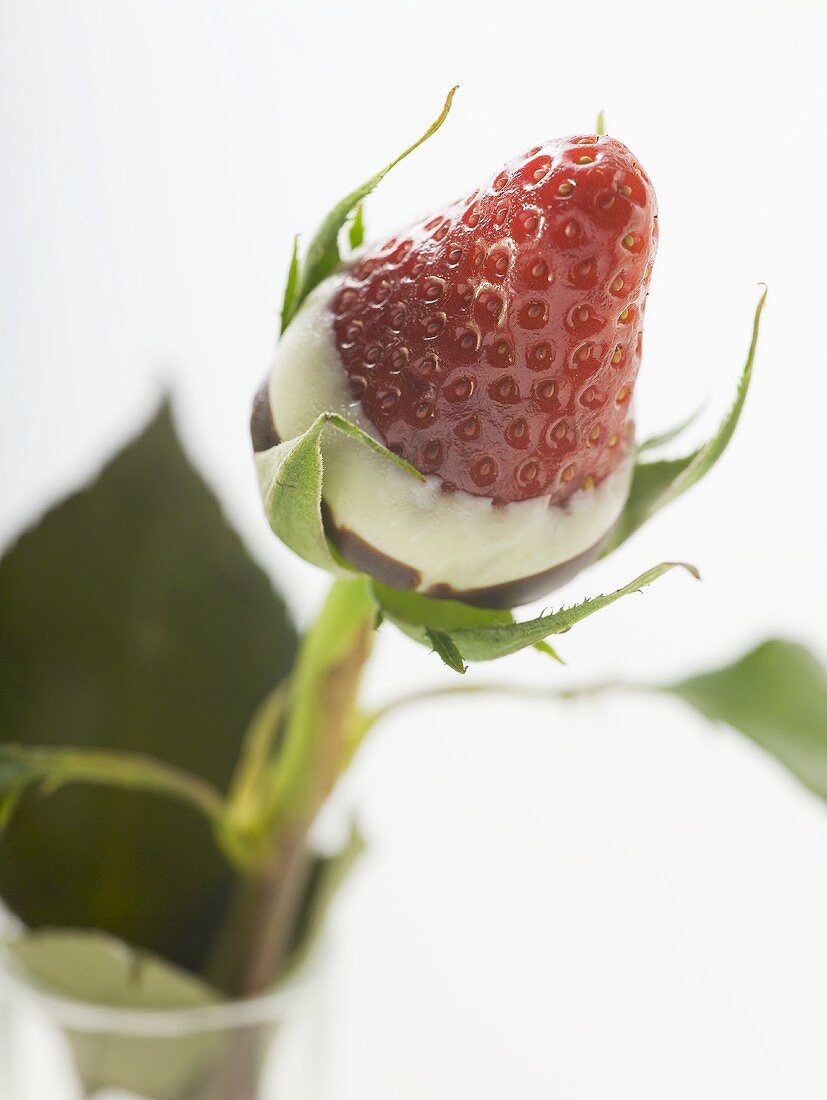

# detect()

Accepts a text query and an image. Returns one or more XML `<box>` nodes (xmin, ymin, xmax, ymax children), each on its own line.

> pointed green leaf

<box><xmin>534</xmin><ymin>639</ymin><xmax>566</xmax><ymax>663</ymax></box>
<box><xmin>0</xmin><ymin>402</ymin><xmax>297</xmax><ymax>974</ymax></box>
<box><xmin>279</xmin><ymin>234</ymin><xmax>301</xmax><ymax>335</ymax></box>
<box><xmin>256</xmin><ymin>411</ymin><xmax>422</xmax><ymax>576</ymax></box>
<box><xmin>664</xmin><ymin>639</ymin><xmax>827</xmax><ymax>802</ymax></box>
<box><xmin>348</xmin><ymin>202</ymin><xmax>366</xmax><ymax>250</ymax></box>
<box><xmin>375</xmin><ymin>563</ymin><xmax>696</xmax><ymax>670</ymax></box>
<box><xmin>282</xmin><ymin>87</ymin><xmax>458</xmax><ymax>329</ymax></box>
<box><xmin>603</xmin><ymin>288</ymin><xmax>766</xmax><ymax>555</ymax></box>
<box><xmin>426</xmin><ymin>629</ymin><xmax>468</xmax><ymax>674</ymax></box>
<box><xmin>637</xmin><ymin>404</ymin><xmax>704</xmax><ymax>454</ymax></box>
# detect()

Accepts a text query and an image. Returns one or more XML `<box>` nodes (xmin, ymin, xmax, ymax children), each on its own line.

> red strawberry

<box><xmin>330</xmin><ymin>134</ymin><xmax>657</xmax><ymax>504</ymax></box>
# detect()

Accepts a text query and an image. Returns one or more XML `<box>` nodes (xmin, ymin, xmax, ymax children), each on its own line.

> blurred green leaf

<box><xmin>604</xmin><ymin>288</ymin><xmax>766</xmax><ymax>554</ymax></box>
<box><xmin>282</xmin><ymin>87</ymin><xmax>457</xmax><ymax>329</ymax></box>
<box><xmin>0</xmin><ymin>401</ymin><xmax>297</xmax><ymax>973</ymax></box>
<box><xmin>7</xmin><ymin>929</ymin><xmax>220</xmax><ymax>1009</ymax></box>
<box><xmin>665</xmin><ymin>639</ymin><xmax>827</xmax><ymax>802</ymax></box>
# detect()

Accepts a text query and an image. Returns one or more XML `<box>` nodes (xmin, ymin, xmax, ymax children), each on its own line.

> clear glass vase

<box><xmin>0</xmin><ymin>941</ymin><xmax>329</xmax><ymax>1100</ymax></box>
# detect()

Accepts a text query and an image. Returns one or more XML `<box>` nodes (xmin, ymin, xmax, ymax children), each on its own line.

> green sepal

<box><xmin>637</xmin><ymin>404</ymin><xmax>704</xmax><ymax>454</ymax></box>
<box><xmin>280</xmin><ymin>87</ymin><xmax>457</xmax><ymax>331</ymax></box>
<box><xmin>256</xmin><ymin>412</ymin><xmax>422</xmax><ymax>576</ymax></box>
<box><xmin>604</xmin><ymin>288</ymin><xmax>766</xmax><ymax>555</ymax></box>
<box><xmin>279</xmin><ymin>235</ymin><xmax>301</xmax><ymax>335</ymax></box>
<box><xmin>373</xmin><ymin>563</ymin><xmax>697</xmax><ymax>672</ymax></box>
<box><xmin>348</xmin><ymin>202</ymin><xmax>366</xmax><ymax>251</ymax></box>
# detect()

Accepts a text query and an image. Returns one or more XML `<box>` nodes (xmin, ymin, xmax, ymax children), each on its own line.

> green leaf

<box><xmin>348</xmin><ymin>202</ymin><xmax>365</xmax><ymax>250</ymax></box>
<box><xmin>6</xmin><ymin>929</ymin><xmax>221</xmax><ymax>1010</ymax></box>
<box><xmin>0</xmin><ymin>401</ymin><xmax>298</xmax><ymax>975</ymax></box>
<box><xmin>375</xmin><ymin>563</ymin><xmax>696</xmax><ymax>671</ymax></box>
<box><xmin>279</xmin><ymin>234</ymin><xmax>301</xmax><ymax>336</ymax></box>
<box><xmin>637</xmin><ymin>404</ymin><xmax>704</xmax><ymax>454</ymax></box>
<box><xmin>256</xmin><ymin>411</ymin><xmax>422</xmax><ymax>576</ymax></box>
<box><xmin>603</xmin><ymin>288</ymin><xmax>766</xmax><ymax>555</ymax></box>
<box><xmin>664</xmin><ymin>639</ymin><xmax>827</xmax><ymax>802</ymax></box>
<box><xmin>282</xmin><ymin>86</ymin><xmax>458</xmax><ymax>329</ymax></box>
<box><xmin>6</xmin><ymin>929</ymin><xmax>224</xmax><ymax>1100</ymax></box>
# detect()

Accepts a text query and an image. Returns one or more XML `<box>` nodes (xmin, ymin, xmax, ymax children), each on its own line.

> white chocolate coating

<box><xmin>266</xmin><ymin>276</ymin><xmax>633</xmax><ymax>594</ymax></box>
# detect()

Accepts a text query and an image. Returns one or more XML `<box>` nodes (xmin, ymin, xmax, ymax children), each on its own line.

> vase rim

<box><xmin>0</xmin><ymin>936</ymin><xmax>325</xmax><ymax>1037</ymax></box>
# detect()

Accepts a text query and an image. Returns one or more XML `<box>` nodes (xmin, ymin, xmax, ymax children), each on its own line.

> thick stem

<box><xmin>191</xmin><ymin>578</ymin><xmax>376</xmax><ymax>1100</ymax></box>
<box><xmin>206</xmin><ymin>577</ymin><xmax>376</xmax><ymax>995</ymax></box>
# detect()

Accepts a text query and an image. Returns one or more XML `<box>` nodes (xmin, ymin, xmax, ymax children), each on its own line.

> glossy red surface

<box><xmin>331</xmin><ymin>134</ymin><xmax>657</xmax><ymax>504</ymax></box>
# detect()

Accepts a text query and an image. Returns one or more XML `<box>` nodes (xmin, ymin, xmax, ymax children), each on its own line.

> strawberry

<box><xmin>330</xmin><ymin>134</ymin><xmax>657</xmax><ymax>504</ymax></box>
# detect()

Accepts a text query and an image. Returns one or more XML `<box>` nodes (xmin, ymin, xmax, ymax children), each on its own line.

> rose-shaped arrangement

<box><xmin>1</xmin><ymin>91</ymin><xmax>825</xmax><ymax>1100</ymax></box>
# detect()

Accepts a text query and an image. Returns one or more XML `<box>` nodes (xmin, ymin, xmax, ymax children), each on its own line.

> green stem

<box><xmin>205</xmin><ymin>576</ymin><xmax>377</xmax><ymax>997</ymax></box>
<box><xmin>356</xmin><ymin>677</ymin><xmax>634</xmax><ymax>747</ymax></box>
<box><xmin>264</xmin><ymin>576</ymin><xmax>377</xmax><ymax>829</ymax></box>
<box><xmin>0</xmin><ymin>745</ymin><xmax>225</xmax><ymax>829</ymax></box>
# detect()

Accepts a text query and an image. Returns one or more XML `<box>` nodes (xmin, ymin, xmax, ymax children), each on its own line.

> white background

<box><xmin>2</xmin><ymin>2</ymin><xmax>827</xmax><ymax>1096</ymax></box>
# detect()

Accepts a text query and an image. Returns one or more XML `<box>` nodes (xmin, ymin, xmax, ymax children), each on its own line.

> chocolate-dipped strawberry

<box><xmin>257</xmin><ymin>129</ymin><xmax>657</xmax><ymax>608</ymax></box>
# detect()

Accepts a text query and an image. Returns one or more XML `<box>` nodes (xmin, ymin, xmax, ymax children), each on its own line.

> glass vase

<box><xmin>0</xmin><ymin>939</ymin><xmax>329</xmax><ymax>1100</ymax></box>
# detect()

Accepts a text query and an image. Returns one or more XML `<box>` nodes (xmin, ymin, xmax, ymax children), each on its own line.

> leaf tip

<box><xmin>534</xmin><ymin>640</ymin><xmax>566</xmax><ymax>665</ymax></box>
<box><xmin>662</xmin><ymin>561</ymin><xmax>701</xmax><ymax>582</ymax></box>
<box><xmin>426</xmin><ymin>628</ymin><xmax>467</xmax><ymax>674</ymax></box>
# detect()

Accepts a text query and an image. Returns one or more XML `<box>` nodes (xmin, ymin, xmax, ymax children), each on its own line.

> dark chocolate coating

<box><xmin>325</xmin><ymin>510</ymin><xmax>611</xmax><ymax>610</ymax></box>
<box><xmin>250</xmin><ymin>380</ymin><xmax>280</xmax><ymax>452</ymax></box>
